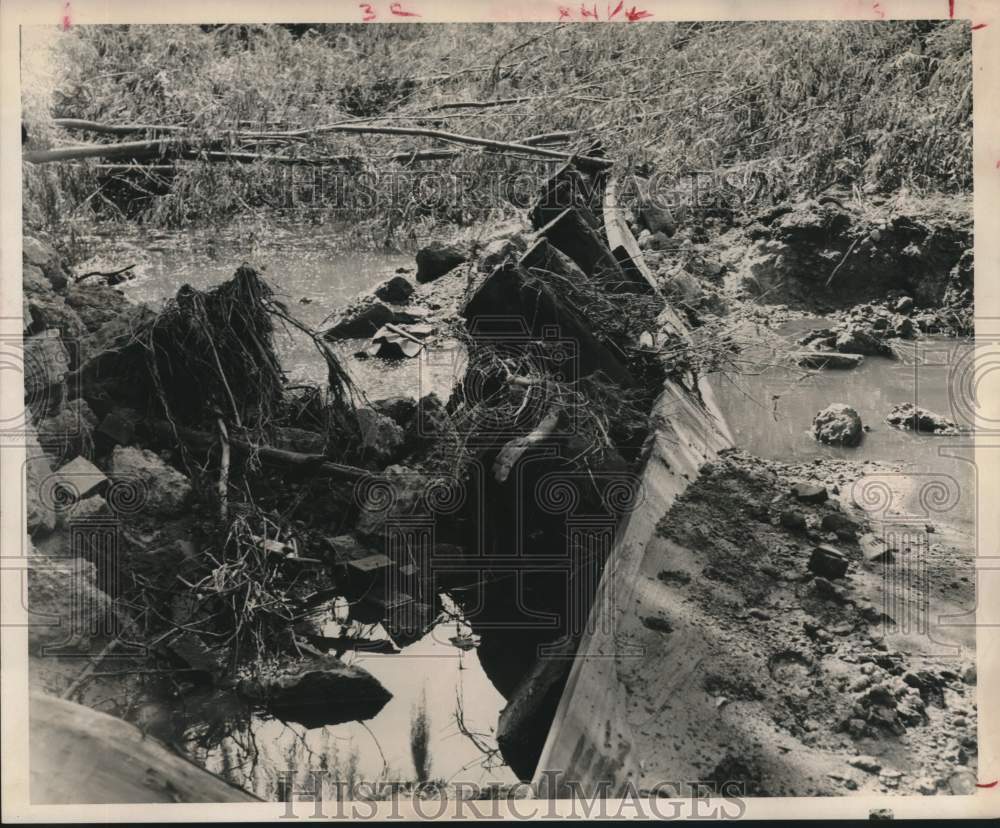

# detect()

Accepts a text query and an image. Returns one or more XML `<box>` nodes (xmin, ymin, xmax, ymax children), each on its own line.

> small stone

<box><xmin>780</xmin><ymin>509</ymin><xmax>807</xmax><ymax>531</ymax></box>
<box><xmin>849</xmin><ymin>755</ymin><xmax>882</xmax><ymax>773</ymax></box>
<box><xmin>792</xmin><ymin>482</ymin><xmax>829</xmax><ymax>504</ymax></box>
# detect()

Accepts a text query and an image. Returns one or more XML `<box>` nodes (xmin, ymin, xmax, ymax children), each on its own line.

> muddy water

<box><xmin>707</xmin><ymin>318</ymin><xmax>976</xmax><ymax>529</ymax></box>
<box><xmin>80</xmin><ymin>224</ymin><xmax>465</xmax><ymax>398</ymax></box>
<box><xmin>78</xmin><ymin>226</ymin><xmax>513</xmax><ymax>792</ymax></box>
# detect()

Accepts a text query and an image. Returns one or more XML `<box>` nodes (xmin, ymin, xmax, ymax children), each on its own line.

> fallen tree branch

<box><xmin>26</xmin><ymin>125</ymin><xmax>610</xmax><ymax>170</ymax></box>
<box><xmin>74</xmin><ymin>263</ymin><xmax>136</xmax><ymax>284</ymax></box>
<box><xmin>146</xmin><ymin>419</ymin><xmax>369</xmax><ymax>483</ymax></box>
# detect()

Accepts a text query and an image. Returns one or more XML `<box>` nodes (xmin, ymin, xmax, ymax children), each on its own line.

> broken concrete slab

<box><xmin>54</xmin><ymin>456</ymin><xmax>109</xmax><ymax>501</ymax></box>
<box><xmin>860</xmin><ymin>532</ymin><xmax>893</xmax><ymax>562</ymax></box>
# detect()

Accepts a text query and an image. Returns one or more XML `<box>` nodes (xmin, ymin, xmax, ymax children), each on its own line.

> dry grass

<box><xmin>22</xmin><ymin>21</ymin><xmax>971</xmax><ymax>238</ymax></box>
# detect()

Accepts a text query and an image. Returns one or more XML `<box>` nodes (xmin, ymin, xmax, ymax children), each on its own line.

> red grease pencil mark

<box><xmin>873</xmin><ymin>2</ymin><xmax>885</xmax><ymax>19</ymax></box>
<box><xmin>608</xmin><ymin>1</ymin><xmax>624</xmax><ymax>19</ymax></box>
<box><xmin>389</xmin><ymin>3</ymin><xmax>421</xmax><ymax>16</ymax></box>
<box><xmin>626</xmin><ymin>6</ymin><xmax>652</xmax><ymax>20</ymax></box>
<box><xmin>61</xmin><ymin>1</ymin><xmax>71</xmax><ymax>30</ymax></box>
<box><xmin>558</xmin><ymin>6</ymin><xmax>572</xmax><ymax>20</ymax></box>
<box><xmin>359</xmin><ymin>3</ymin><xmax>376</xmax><ymax>21</ymax></box>
<box><xmin>949</xmin><ymin>0</ymin><xmax>955</xmax><ymax>18</ymax></box>
<box><xmin>976</xmin><ymin>780</ymin><xmax>998</xmax><ymax>788</ymax></box>
<box><xmin>972</xmin><ymin>23</ymin><xmax>987</xmax><ymax>29</ymax></box>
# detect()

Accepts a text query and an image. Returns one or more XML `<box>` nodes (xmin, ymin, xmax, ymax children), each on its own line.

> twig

<box><xmin>825</xmin><ymin>236</ymin><xmax>860</xmax><ymax>287</ymax></box>
<box><xmin>218</xmin><ymin>417</ymin><xmax>230</xmax><ymax>522</ymax></box>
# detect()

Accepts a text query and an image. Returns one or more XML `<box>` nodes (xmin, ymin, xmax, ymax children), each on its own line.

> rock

<box><xmin>96</xmin><ymin>409</ymin><xmax>141</xmax><ymax>447</ymax></box>
<box><xmin>76</xmin><ymin>304</ymin><xmax>155</xmax><ymax>370</ymax></box>
<box><xmin>371</xmin><ymin>396</ymin><xmax>417</xmax><ymax>427</ymax></box>
<box><xmin>791</xmin><ymin>482</ymin><xmax>828</xmax><ymax>504</ymax></box>
<box><xmin>354</xmin><ymin>465</ymin><xmax>426</xmax><ymax>540</ymax></box>
<box><xmin>813</xmin><ymin>576</ymin><xmax>850</xmax><ymax>603</ymax></box>
<box><xmin>795</xmin><ymin>351</ymin><xmax>863</xmax><ymax>370</ymax></box>
<box><xmin>885</xmin><ymin>403</ymin><xmax>959</xmax><ymax>435</ymax></box>
<box><xmin>374</xmin><ymin>275</ymin><xmax>414</xmax><ymax>304</ymax></box>
<box><xmin>820</xmin><ymin>511</ymin><xmax>862</xmax><ymax>540</ymax></box>
<box><xmin>322</xmin><ymin>298</ymin><xmax>422</xmax><ymax>339</ymax></box>
<box><xmin>55</xmin><ymin>456</ymin><xmax>109</xmax><ymax>500</ymax></box>
<box><xmin>36</xmin><ymin>399</ymin><xmax>98</xmax><ymax>462</ymax></box>
<box><xmin>407</xmin><ymin>393</ymin><xmax>457</xmax><ymax>452</ymax></box>
<box><xmin>65</xmin><ymin>284</ymin><xmax>130</xmax><ymax>333</ymax></box>
<box><xmin>478</xmin><ymin>233</ymin><xmax>529</xmax><ymax>272</ymax></box>
<box><xmin>356</xmin><ymin>408</ymin><xmax>405</xmax><ymax>466</ymax></box>
<box><xmin>24</xmin><ymin>331</ymin><xmax>70</xmax><ymax>413</ymax></box>
<box><xmin>23</xmin><ymin>236</ymin><xmax>69</xmax><ymax>290</ymax></box>
<box><xmin>25</xmin><ymin>420</ymin><xmax>57</xmax><ymax>535</ymax></box>
<box><xmin>60</xmin><ymin>494</ymin><xmax>109</xmax><ymax>525</ymax></box>
<box><xmin>272</xmin><ymin>426</ymin><xmax>326</xmax><ymax>454</ymax></box>
<box><xmin>809</xmin><ymin>545</ymin><xmax>849</xmax><ymax>579</ymax></box>
<box><xmin>662</xmin><ymin>269</ymin><xmax>702</xmax><ymax>303</ymax></box>
<box><xmin>23</xmin><ymin>263</ymin><xmax>52</xmax><ymax>296</ymax></box>
<box><xmin>894</xmin><ymin>296</ymin><xmax>914</xmax><ymax>314</ymax></box>
<box><xmin>798</xmin><ymin>328</ymin><xmax>835</xmax><ymax>346</ymax></box>
<box><xmin>640</xmin><ymin>203</ymin><xmax>675</xmax><ymax>236</ymax></box>
<box><xmin>646</xmin><ymin>230</ymin><xmax>672</xmax><ymax>251</ymax></box>
<box><xmin>891</xmin><ymin>315</ymin><xmax>914</xmax><ymax>339</ymax></box>
<box><xmin>27</xmin><ymin>552</ymin><xmax>115</xmax><ymax>653</ymax></box>
<box><xmin>812</xmin><ymin>404</ymin><xmax>863</xmax><ymax>447</ymax></box>
<box><xmin>948</xmin><ymin>770</ymin><xmax>977</xmax><ymax>795</ymax></box>
<box><xmin>109</xmin><ymin>446</ymin><xmax>192</xmax><ymax>516</ymax></box>
<box><xmin>779</xmin><ymin>510</ymin><xmax>807</xmax><ymax>531</ymax></box>
<box><xmin>238</xmin><ymin>655</ymin><xmax>392</xmax><ymax>728</ymax></box>
<box><xmin>26</xmin><ymin>294</ymin><xmax>87</xmax><ymax>346</ymax></box>
<box><xmin>415</xmin><ymin>242</ymin><xmax>466</xmax><ymax>283</ymax></box>
<box><xmin>859</xmin><ymin>532</ymin><xmax>892</xmax><ymax>562</ymax></box>
<box><xmin>835</xmin><ymin>324</ymin><xmax>889</xmax><ymax>356</ymax></box>
<box><xmin>848</xmin><ymin>755</ymin><xmax>882</xmax><ymax>773</ymax></box>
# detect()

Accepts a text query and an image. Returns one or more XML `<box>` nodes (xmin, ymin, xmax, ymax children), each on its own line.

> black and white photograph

<box><xmin>3</xmin><ymin>1</ymin><xmax>996</xmax><ymax>819</ymax></box>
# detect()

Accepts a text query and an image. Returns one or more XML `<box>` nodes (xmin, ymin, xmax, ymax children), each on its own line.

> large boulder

<box><xmin>812</xmin><ymin>403</ymin><xmax>863</xmax><ymax>447</ymax></box>
<box><xmin>415</xmin><ymin>242</ymin><xmax>466</xmax><ymax>283</ymax></box>
<box><xmin>885</xmin><ymin>403</ymin><xmax>960</xmax><ymax>435</ymax></box>
<box><xmin>237</xmin><ymin>655</ymin><xmax>392</xmax><ymax>728</ymax></box>
<box><xmin>109</xmin><ymin>446</ymin><xmax>192</xmax><ymax>516</ymax></box>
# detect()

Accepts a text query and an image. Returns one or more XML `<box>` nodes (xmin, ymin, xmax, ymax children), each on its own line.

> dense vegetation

<box><xmin>23</xmin><ymin>20</ymin><xmax>971</xmax><ymax>240</ymax></box>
